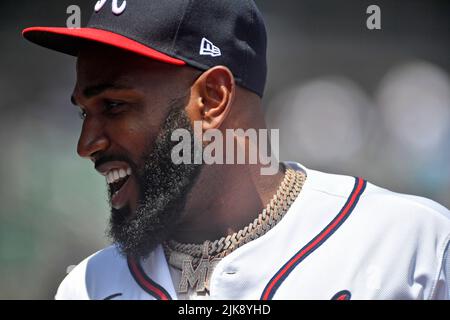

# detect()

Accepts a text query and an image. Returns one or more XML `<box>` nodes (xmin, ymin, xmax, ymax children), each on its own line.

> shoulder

<box><xmin>297</xmin><ymin>162</ymin><xmax>450</xmax><ymax>232</ymax></box>
<box><xmin>298</xmin><ymin>164</ymin><xmax>450</xmax><ymax>299</ymax></box>
<box><xmin>357</xmin><ymin>181</ymin><xmax>450</xmax><ymax>299</ymax></box>
<box><xmin>55</xmin><ymin>245</ymin><xmax>129</xmax><ymax>300</ymax></box>
<box><xmin>290</xmin><ymin>164</ymin><xmax>450</xmax><ymax>299</ymax></box>
<box><xmin>360</xmin><ymin>178</ymin><xmax>450</xmax><ymax>233</ymax></box>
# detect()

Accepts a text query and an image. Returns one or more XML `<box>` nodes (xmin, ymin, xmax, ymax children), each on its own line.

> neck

<box><xmin>169</xmin><ymin>162</ymin><xmax>285</xmax><ymax>244</ymax></box>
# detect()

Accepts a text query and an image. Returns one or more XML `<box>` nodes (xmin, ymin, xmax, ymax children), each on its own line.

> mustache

<box><xmin>94</xmin><ymin>154</ymin><xmax>138</xmax><ymax>172</ymax></box>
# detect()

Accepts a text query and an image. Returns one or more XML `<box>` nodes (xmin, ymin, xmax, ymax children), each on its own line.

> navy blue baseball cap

<box><xmin>22</xmin><ymin>0</ymin><xmax>268</xmax><ymax>97</ymax></box>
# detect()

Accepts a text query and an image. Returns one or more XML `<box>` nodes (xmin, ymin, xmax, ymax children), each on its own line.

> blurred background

<box><xmin>0</xmin><ymin>0</ymin><xmax>449</xmax><ymax>299</ymax></box>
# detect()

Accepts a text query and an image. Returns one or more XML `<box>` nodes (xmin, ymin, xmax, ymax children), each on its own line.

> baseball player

<box><xmin>23</xmin><ymin>0</ymin><xmax>449</xmax><ymax>300</ymax></box>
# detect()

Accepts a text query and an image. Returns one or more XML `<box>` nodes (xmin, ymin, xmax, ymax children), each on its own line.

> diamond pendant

<box><xmin>178</xmin><ymin>257</ymin><xmax>221</xmax><ymax>293</ymax></box>
<box><xmin>176</xmin><ymin>240</ymin><xmax>221</xmax><ymax>294</ymax></box>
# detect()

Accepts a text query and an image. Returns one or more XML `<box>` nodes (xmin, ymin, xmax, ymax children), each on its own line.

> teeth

<box><xmin>108</xmin><ymin>172</ymin><xmax>114</xmax><ymax>184</ymax></box>
<box><xmin>105</xmin><ymin>167</ymin><xmax>132</xmax><ymax>184</ymax></box>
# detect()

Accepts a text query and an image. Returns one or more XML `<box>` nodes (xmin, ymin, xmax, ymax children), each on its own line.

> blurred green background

<box><xmin>1</xmin><ymin>0</ymin><xmax>449</xmax><ymax>299</ymax></box>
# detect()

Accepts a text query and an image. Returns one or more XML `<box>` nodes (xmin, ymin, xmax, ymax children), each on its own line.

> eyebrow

<box><xmin>70</xmin><ymin>83</ymin><xmax>134</xmax><ymax>106</ymax></box>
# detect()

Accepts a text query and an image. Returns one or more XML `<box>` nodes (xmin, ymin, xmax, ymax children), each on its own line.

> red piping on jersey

<box><xmin>331</xmin><ymin>290</ymin><xmax>352</xmax><ymax>300</ymax></box>
<box><xmin>261</xmin><ymin>177</ymin><xmax>367</xmax><ymax>300</ymax></box>
<box><xmin>127</xmin><ymin>257</ymin><xmax>172</xmax><ymax>300</ymax></box>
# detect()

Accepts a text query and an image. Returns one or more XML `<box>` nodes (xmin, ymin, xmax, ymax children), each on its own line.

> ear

<box><xmin>187</xmin><ymin>66</ymin><xmax>235</xmax><ymax>130</ymax></box>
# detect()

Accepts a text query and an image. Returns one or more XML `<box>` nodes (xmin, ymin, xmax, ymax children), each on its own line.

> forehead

<box><xmin>76</xmin><ymin>44</ymin><xmax>177</xmax><ymax>86</ymax></box>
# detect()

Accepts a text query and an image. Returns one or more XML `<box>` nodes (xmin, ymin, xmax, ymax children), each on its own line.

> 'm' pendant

<box><xmin>177</xmin><ymin>240</ymin><xmax>220</xmax><ymax>294</ymax></box>
<box><xmin>178</xmin><ymin>257</ymin><xmax>221</xmax><ymax>293</ymax></box>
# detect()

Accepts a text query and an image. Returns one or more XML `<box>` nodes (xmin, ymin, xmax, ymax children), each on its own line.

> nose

<box><xmin>77</xmin><ymin>118</ymin><xmax>110</xmax><ymax>161</ymax></box>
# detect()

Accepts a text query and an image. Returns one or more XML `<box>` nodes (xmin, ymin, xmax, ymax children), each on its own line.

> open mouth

<box><xmin>108</xmin><ymin>168</ymin><xmax>130</xmax><ymax>194</ymax></box>
<box><xmin>106</xmin><ymin>167</ymin><xmax>132</xmax><ymax>209</ymax></box>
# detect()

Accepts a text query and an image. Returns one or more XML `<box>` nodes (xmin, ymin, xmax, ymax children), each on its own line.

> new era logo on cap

<box><xmin>199</xmin><ymin>38</ymin><xmax>221</xmax><ymax>57</ymax></box>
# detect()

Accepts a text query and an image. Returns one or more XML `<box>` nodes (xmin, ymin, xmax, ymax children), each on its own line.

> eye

<box><xmin>104</xmin><ymin>100</ymin><xmax>126</xmax><ymax>114</ymax></box>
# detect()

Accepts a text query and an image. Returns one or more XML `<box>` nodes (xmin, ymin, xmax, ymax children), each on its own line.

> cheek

<box><xmin>112</xmin><ymin>116</ymin><xmax>162</xmax><ymax>161</ymax></box>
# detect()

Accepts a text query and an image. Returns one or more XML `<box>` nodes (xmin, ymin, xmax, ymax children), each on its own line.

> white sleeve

<box><xmin>431</xmin><ymin>240</ymin><xmax>450</xmax><ymax>300</ymax></box>
<box><xmin>54</xmin><ymin>261</ymin><xmax>90</xmax><ymax>300</ymax></box>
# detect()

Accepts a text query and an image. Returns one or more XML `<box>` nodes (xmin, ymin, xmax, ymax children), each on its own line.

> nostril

<box><xmin>90</xmin><ymin>152</ymin><xmax>101</xmax><ymax>163</ymax></box>
<box><xmin>77</xmin><ymin>135</ymin><xmax>110</xmax><ymax>159</ymax></box>
<box><xmin>77</xmin><ymin>118</ymin><xmax>110</xmax><ymax>158</ymax></box>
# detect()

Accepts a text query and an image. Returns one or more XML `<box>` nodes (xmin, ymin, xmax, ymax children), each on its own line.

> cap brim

<box><xmin>22</xmin><ymin>27</ymin><xmax>186</xmax><ymax>66</ymax></box>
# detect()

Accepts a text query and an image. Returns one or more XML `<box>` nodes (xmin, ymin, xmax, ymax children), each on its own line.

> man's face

<box><xmin>72</xmin><ymin>44</ymin><xmax>201</xmax><ymax>259</ymax></box>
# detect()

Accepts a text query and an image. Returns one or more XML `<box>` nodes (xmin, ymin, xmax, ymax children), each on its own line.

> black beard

<box><xmin>107</xmin><ymin>97</ymin><xmax>202</xmax><ymax>259</ymax></box>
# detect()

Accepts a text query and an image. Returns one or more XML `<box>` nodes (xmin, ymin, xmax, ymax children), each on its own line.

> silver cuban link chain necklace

<box><xmin>163</xmin><ymin>167</ymin><xmax>306</xmax><ymax>294</ymax></box>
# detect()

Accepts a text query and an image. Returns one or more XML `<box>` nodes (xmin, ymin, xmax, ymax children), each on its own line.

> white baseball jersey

<box><xmin>55</xmin><ymin>162</ymin><xmax>450</xmax><ymax>300</ymax></box>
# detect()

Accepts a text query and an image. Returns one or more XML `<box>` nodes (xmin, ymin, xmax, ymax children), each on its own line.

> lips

<box><xmin>96</xmin><ymin>161</ymin><xmax>134</xmax><ymax>209</ymax></box>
